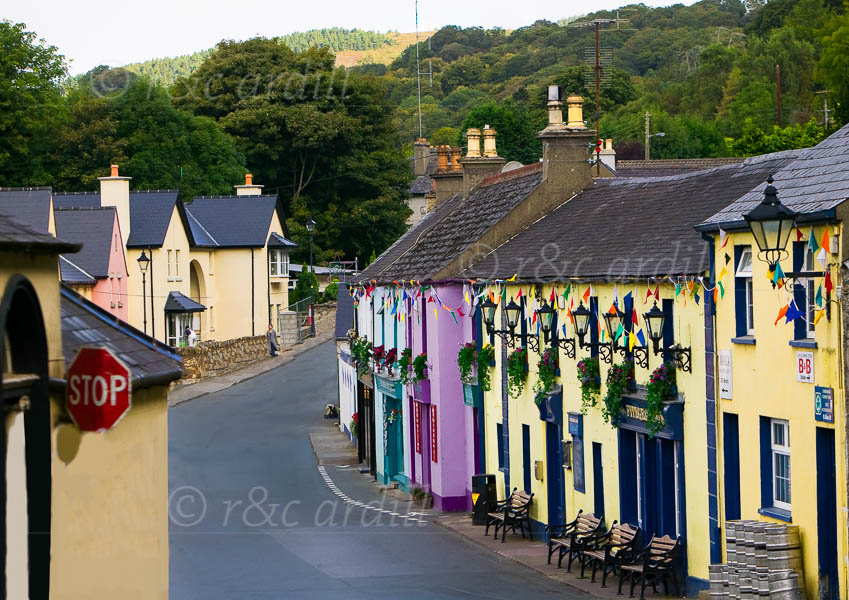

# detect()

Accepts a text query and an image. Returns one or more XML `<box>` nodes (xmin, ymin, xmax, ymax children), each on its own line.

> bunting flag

<box><xmin>772</xmin><ymin>262</ymin><xmax>786</xmax><ymax>288</ymax></box>
<box><xmin>433</xmin><ymin>307</ymin><xmax>439</xmax><ymax>320</ymax></box>
<box><xmin>784</xmin><ymin>300</ymin><xmax>804</xmax><ymax>323</ymax></box>
<box><xmin>517</xmin><ymin>287</ymin><xmax>523</xmax><ymax>299</ymax></box>
<box><xmin>814</xmin><ymin>309</ymin><xmax>826</xmax><ymax>326</ymax></box>
<box><xmin>583</xmin><ymin>286</ymin><xmax>592</xmax><ymax>303</ymax></box>
<box><xmin>562</xmin><ymin>323</ymin><xmax>568</xmax><ymax>337</ymax></box>
<box><xmin>825</xmin><ymin>269</ymin><xmax>834</xmax><ymax>294</ymax></box>
<box><xmin>624</xmin><ymin>290</ymin><xmax>633</xmax><ymax>307</ymax></box>
<box><xmin>550</xmin><ymin>286</ymin><xmax>556</xmax><ymax>303</ymax></box>
<box><xmin>718</xmin><ymin>264</ymin><xmax>728</xmax><ymax>280</ymax></box>
<box><xmin>713</xmin><ymin>287</ymin><xmax>719</xmax><ymax>304</ymax></box>
<box><xmin>815</xmin><ymin>284</ymin><xmax>823</xmax><ymax>308</ymax></box>
<box><xmin>563</xmin><ymin>284</ymin><xmax>571</xmax><ymax>301</ymax></box>
<box><xmin>449</xmin><ymin>311</ymin><xmax>459</xmax><ymax>325</ymax></box>
<box><xmin>654</xmin><ymin>284</ymin><xmax>660</xmax><ymax>301</ymax></box>
<box><xmin>675</xmin><ymin>283</ymin><xmax>682</xmax><ymax>298</ymax></box>
<box><xmin>488</xmin><ymin>289</ymin><xmax>495</xmax><ymax>304</ymax></box>
<box><xmin>719</xmin><ymin>227</ymin><xmax>728</xmax><ymax>248</ymax></box>
<box><xmin>718</xmin><ymin>281</ymin><xmax>725</xmax><ymax>298</ymax></box>
<box><xmin>629</xmin><ymin>330</ymin><xmax>637</xmax><ymax>352</ymax></box>
<box><xmin>821</xmin><ymin>227</ymin><xmax>830</xmax><ymax>254</ymax></box>
<box><xmin>817</xmin><ymin>246</ymin><xmax>828</xmax><ymax>268</ymax></box>
<box><xmin>725</xmin><ymin>253</ymin><xmax>731</xmax><ymax>265</ymax></box>
<box><xmin>608</xmin><ymin>303</ymin><xmax>618</xmax><ymax>315</ymax></box>
<box><xmin>500</xmin><ymin>286</ymin><xmax>507</xmax><ymax>305</ymax></box>
<box><xmin>613</xmin><ymin>284</ymin><xmax>620</xmax><ymax>308</ymax></box>
<box><xmin>568</xmin><ymin>298</ymin><xmax>575</xmax><ymax>324</ymax></box>
<box><xmin>645</xmin><ymin>285</ymin><xmax>654</xmax><ymax>304</ymax></box>
<box><xmin>636</xmin><ymin>329</ymin><xmax>647</xmax><ymax>347</ymax></box>
<box><xmin>507</xmin><ymin>274</ymin><xmax>517</xmax><ymax>282</ymax></box>
<box><xmin>808</xmin><ymin>226</ymin><xmax>819</xmax><ymax>253</ymax></box>
<box><xmin>614</xmin><ymin>323</ymin><xmax>624</xmax><ymax>342</ymax></box>
<box><xmin>774</xmin><ymin>304</ymin><xmax>789</xmax><ymax>326</ymax></box>
<box><xmin>796</xmin><ymin>227</ymin><xmax>804</xmax><ymax>242</ymax></box>
<box><xmin>632</xmin><ymin>307</ymin><xmax>639</xmax><ymax>327</ymax></box>
<box><xmin>694</xmin><ymin>291</ymin><xmax>700</xmax><ymax>305</ymax></box>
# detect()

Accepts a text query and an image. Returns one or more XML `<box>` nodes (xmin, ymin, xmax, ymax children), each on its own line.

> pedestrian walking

<box><xmin>267</xmin><ymin>323</ymin><xmax>280</xmax><ymax>357</ymax></box>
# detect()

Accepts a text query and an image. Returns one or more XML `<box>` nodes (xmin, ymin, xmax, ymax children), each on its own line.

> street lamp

<box><xmin>743</xmin><ymin>176</ymin><xmax>797</xmax><ymax>276</ymax></box>
<box><xmin>603</xmin><ymin>307</ymin><xmax>628</xmax><ymax>354</ymax></box>
<box><xmin>305</xmin><ymin>218</ymin><xmax>316</xmax><ymax>276</ymax></box>
<box><xmin>572</xmin><ymin>301</ymin><xmax>611</xmax><ymax>363</ymax></box>
<box><xmin>137</xmin><ymin>250</ymin><xmax>150</xmax><ymax>334</ymax></box>
<box><xmin>480</xmin><ymin>296</ymin><xmax>522</xmax><ymax>347</ymax></box>
<box><xmin>536</xmin><ymin>300</ymin><xmax>575</xmax><ymax>358</ymax></box>
<box><xmin>643</xmin><ymin>301</ymin><xmax>691</xmax><ymax>372</ymax></box>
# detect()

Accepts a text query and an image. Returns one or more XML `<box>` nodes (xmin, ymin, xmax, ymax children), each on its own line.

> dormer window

<box><xmin>269</xmin><ymin>249</ymin><xmax>289</xmax><ymax>277</ymax></box>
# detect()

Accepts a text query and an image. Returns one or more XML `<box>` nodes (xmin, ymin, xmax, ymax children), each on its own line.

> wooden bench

<box><xmin>618</xmin><ymin>534</ymin><xmax>682</xmax><ymax>599</ymax></box>
<box><xmin>579</xmin><ymin>521</ymin><xmax>641</xmax><ymax>586</ymax></box>
<box><xmin>484</xmin><ymin>488</ymin><xmax>533</xmax><ymax>543</ymax></box>
<box><xmin>545</xmin><ymin>510</ymin><xmax>604</xmax><ymax>570</ymax></box>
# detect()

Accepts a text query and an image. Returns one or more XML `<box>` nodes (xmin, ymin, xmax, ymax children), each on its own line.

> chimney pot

<box><xmin>465</xmin><ymin>128</ymin><xmax>482</xmax><ymax>159</ymax></box>
<box><xmin>481</xmin><ymin>127</ymin><xmax>498</xmax><ymax>158</ymax></box>
<box><xmin>245</xmin><ymin>173</ymin><xmax>253</xmax><ymax>186</ymax></box>
<box><xmin>436</xmin><ymin>145</ymin><xmax>451</xmax><ymax>173</ymax></box>
<box><xmin>450</xmin><ymin>147</ymin><xmax>463</xmax><ymax>171</ymax></box>
<box><xmin>110</xmin><ymin>164</ymin><xmax>119</xmax><ymax>177</ymax></box>
<box><xmin>565</xmin><ymin>95</ymin><xmax>586</xmax><ymax>128</ymax></box>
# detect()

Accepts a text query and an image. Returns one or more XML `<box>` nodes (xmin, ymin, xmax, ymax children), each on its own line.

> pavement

<box><xmin>169</xmin><ymin>339</ymin><xmax>595</xmax><ymax>599</ymax></box>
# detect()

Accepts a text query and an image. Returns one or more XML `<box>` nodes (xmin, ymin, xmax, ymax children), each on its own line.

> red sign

<box><xmin>430</xmin><ymin>404</ymin><xmax>438</xmax><ymax>463</ymax></box>
<box><xmin>66</xmin><ymin>347</ymin><xmax>132</xmax><ymax>432</ymax></box>
<box><xmin>414</xmin><ymin>402</ymin><xmax>422</xmax><ymax>454</ymax></box>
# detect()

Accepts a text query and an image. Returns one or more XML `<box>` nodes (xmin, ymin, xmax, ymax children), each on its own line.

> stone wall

<box><xmin>177</xmin><ymin>335</ymin><xmax>269</xmax><ymax>380</ymax></box>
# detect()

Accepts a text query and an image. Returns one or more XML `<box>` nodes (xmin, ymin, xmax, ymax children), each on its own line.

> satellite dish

<box><xmin>501</xmin><ymin>161</ymin><xmax>524</xmax><ymax>173</ymax></box>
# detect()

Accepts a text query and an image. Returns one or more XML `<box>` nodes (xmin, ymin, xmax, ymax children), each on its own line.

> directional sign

<box><xmin>66</xmin><ymin>347</ymin><xmax>132</xmax><ymax>433</ymax></box>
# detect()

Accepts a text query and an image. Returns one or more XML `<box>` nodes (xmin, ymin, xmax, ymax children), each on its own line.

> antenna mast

<box><xmin>415</xmin><ymin>0</ymin><xmax>423</xmax><ymax>137</ymax></box>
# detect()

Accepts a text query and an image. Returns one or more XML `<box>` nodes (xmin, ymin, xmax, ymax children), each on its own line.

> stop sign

<box><xmin>66</xmin><ymin>347</ymin><xmax>132</xmax><ymax>433</ymax></box>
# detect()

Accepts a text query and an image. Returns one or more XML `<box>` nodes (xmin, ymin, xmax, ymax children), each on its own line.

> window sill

<box><xmin>731</xmin><ymin>336</ymin><xmax>756</xmax><ymax>346</ymax></box>
<box><xmin>789</xmin><ymin>339</ymin><xmax>817</xmax><ymax>349</ymax></box>
<box><xmin>271</xmin><ymin>274</ymin><xmax>289</xmax><ymax>279</ymax></box>
<box><xmin>758</xmin><ymin>506</ymin><xmax>792</xmax><ymax>522</ymax></box>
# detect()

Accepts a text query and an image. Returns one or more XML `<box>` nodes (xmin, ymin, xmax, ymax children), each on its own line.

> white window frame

<box><xmin>269</xmin><ymin>249</ymin><xmax>289</xmax><ymax>277</ymax></box>
<box><xmin>801</xmin><ymin>246</ymin><xmax>816</xmax><ymax>337</ymax></box>
<box><xmin>209</xmin><ymin>251</ymin><xmax>215</xmax><ymax>275</ymax></box>
<box><xmin>167</xmin><ymin>250</ymin><xmax>173</xmax><ymax>278</ymax></box>
<box><xmin>771</xmin><ymin>419</ymin><xmax>791</xmax><ymax>511</ymax></box>
<box><xmin>167</xmin><ymin>313</ymin><xmax>192</xmax><ymax>348</ymax></box>
<box><xmin>175</xmin><ymin>249</ymin><xmax>181</xmax><ymax>279</ymax></box>
<box><xmin>736</xmin><ymin>247</ymin><xmax>754</xmax><ymax>335</ymax></box>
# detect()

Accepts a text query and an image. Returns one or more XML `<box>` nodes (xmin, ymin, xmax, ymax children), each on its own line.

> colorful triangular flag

<box><xmin>814</xmin><ymin>309</ymin><xmax>826</xmax><ymax>326</ymax></box>
<box><xmin>719</xmin><ymin>227</ymin><xmax>728</xmax><ymax>248</ymax></box>
<box><xmin>825</xmin><ymin>270</ymin><xmax>834</xmax><ymax>294</ymax></box>
<box><xmin>774</xmin><ymin>304</ymin><xmax>789</xmax><ymax>326</ymax></box>
<box><xmin>815</xmin><ymin>284</ymin><xmax>823</xmax><ymax>308</ymax></box>
<box><xmin>784</xmin><ymin>300</ymin><xmax>804</xmax><ymax>323</ymax></box>
<box><xmin>808</xmin><ymin>227</ymin><xmax>819</xmax><ymax>254</ymax></box>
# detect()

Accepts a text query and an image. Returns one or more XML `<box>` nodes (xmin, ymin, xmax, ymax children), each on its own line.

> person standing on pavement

<box><xmin>267</xmin><ymin>323</ymin><xmax>280</xmax><ymax>357</ymax></box>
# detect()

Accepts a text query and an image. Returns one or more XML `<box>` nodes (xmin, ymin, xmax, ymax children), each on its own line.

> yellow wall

<box><xmin>482</xmin><ymin>280</ymin><xmax>711</xmax><ymax>582</ymax></box>
<box><xmin>714</xmin><ymin>226</ymin><xmax>847</xmax><ymax>599</ymax></box>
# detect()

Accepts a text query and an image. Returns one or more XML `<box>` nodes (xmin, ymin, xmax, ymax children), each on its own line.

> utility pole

<box><xmin>815</xmin><ymin>90</ymin><xmax>831</xmax><ymax>129</ymax></box>
<box><xmin>595</xmin><ymin>22</ymin><xmax>601</xmax><ymax>176</ymax></box>
<box><xmin>415</xmin><ymin>0</ymin><xmax>423</xmax><ymax>138</ymax></box>
<box><xmin>645</xmin><ymin>112</ymin><xmax>651</xmax><ymax>161</ymax></box>
<box><xmin>776</xmin><ymin>64</ymin><xmax>783</xmax><ymax>128</ymax></box>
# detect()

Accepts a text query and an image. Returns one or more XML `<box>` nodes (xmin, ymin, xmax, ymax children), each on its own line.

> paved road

<box><xmin>169</xmin><ymin>340</ymin><xmax>593</xmax><ymax>599</ymax></box>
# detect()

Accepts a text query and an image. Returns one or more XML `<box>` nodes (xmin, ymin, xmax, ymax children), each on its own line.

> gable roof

<box><xmin>53</xmin><ymin>208</ymin><xmax>117</xmax><ymax>278</ymax></box>
<box><xmin>0</xmin><ymin>210</ymin><xmax>79</xmax><ymax>254</ymax></box>
<box><xmin>164</xmin><ymin>291</ymin><xmax>206</xmax><ymax>313</ymax></box>
<box><xmin>462</xmin><ymin>152</ymin><xmax>798</xmax><ymax>282</ymax></box>
<box><xmin>185</xmin><ymin>195</ymin><xmax>283</xmax><ymax>248</ymax></box>
<box><xmin>268</xmin><ymin>232</ymin><xmax>297</xmax><ymax>248</ymax></box>
<box><xmin>53</xmin><ymin>191</ymin><xmax>182</xmax><ymax>248</ymax></box>
<box><xmin>409</xmin><ymin>175</ymin><xmax>435</xmax><ymax>196</ymax></box>
<box><xmin>615</xmin><ymin>158</ymin><xmax>745</xmax><ymax>178</ymax></box>
<box><xmin>60</xmin><ymin>285</ymin><xmax>182</xmax><ymax>389</ymax></box>
<box><xmin>59</xmin><ymin>256</ymin><xmax>96</xmax><ymax>285</ymax></box>
<box><xmin>0</xmin><ymin>188</ymin><xmax>53</xmax><ymax>232</ymax></box>
<box><xmin>365</xmin><ymin>163</ymin><xmax>545</xmax><ymax>282</ymax></box>
<box><xmin>699</xmin><ymin>124</ymin><xmax>849</xmax><ymax>231</ymax></box>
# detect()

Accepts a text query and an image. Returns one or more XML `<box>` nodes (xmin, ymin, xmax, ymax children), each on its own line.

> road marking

<box><xmin>316</xmin><ymin>466</ymin><xmax>428</xmax><ymax>524</ymax></box>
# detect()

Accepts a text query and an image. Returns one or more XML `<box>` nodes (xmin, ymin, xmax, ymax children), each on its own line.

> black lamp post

<box><xmin>603</xmin><ymin>307</ymin><xmax>628</xmax><ymax>355</ymax></box>
<box><xmin>743</xmin><ymin>176</ymin><xmax>797</xmax><ymax>277</ymax></box>
<box><xmin>643</xmin><ymin>301</ymin><xmax>691</xmax><ymax>372</ymax></box>
<box><xmin>572</xmin><ymin>301</ymin><xmax>612</xmax><ymax>363</ymax></box>
<box><xmin>305</xmin><ymin>218</ymin><xmax>316</xmax><ymax>276</ymax></box>
<box><xmin>137</xmin><ymin>250</ymin><xmax>150</xmax><ymax>334</ymax></box>
<box><xmin>536</xmin><ymin>300</ymin><xmax>575</xmax><ymax>358</ymax></box>
<box><xmin>480</xmin><ymin>296</ymin><xmax>521</xmax><ymax>347</ymax></box>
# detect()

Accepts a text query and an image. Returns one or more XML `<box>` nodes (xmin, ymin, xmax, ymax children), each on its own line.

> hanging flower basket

<box><xmin>577</xmin><ymin>357</ymin><xmax>601</xmax><ymax>414</ymax></box>
<box><xmin>645</xmin><ymin>362</ymin><xmax>677</xmax><ymax>437</ymax></box>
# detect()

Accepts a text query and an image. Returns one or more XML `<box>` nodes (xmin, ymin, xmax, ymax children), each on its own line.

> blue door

<box><xmin>546</xmin><ymin>423</ymin><xmax>565</xmax><ymax>524</ymax></box>
<box><xmin>816</xmin><ymin>427</ymin><xmax>838</xmax><ymax>599</ymax></box>
<box><xmin>592</xmin><ymin>442</ymin><xmax>605</xmax><ymax>518</ymax></box>
<box><xmin>522</xmin><ymin>424</ymin><xmax>531</xmax><ymax>493</ymax></box>
<box><xmin>723</xmin><ymin>413</ymin><xmax>741</xmax><ymax>520</ymax></box>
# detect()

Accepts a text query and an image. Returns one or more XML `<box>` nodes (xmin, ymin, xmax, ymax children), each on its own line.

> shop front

<box><xmin>375</xmin><ymin>374</ymin><xmax>407</xmax><ymax>488</ymax></box>
<box><xmin>410</xmin><ymin>378</ymin><xmax>432</xmax><ymax>493</ymax></box>
<box><xmin>356</xmin><ymin>373</ymin><xmax>376</xmax><ymax>476</ymax></box>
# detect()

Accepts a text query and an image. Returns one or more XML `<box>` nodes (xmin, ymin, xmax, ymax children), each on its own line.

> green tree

<box><xmin>430</xmin><ymin>126</ymin><xmax>459</xmax><ymax>146</ymax></box>
<box><xmin>0</xmin><ymin>21</ymin><xmax>67</xmax><ymax>185</ymax></box>
<box><xmin>458</xmin><ymin>100</ymin><xmax>542</xmax><ymax>164</ymax></box>
<box><xmin>725</xmin><ymin>118</ymin><xmax>826</xmax><ymax>155</ymax></box>
<box><xmin>817</xmin><ymin>10</ymin><xmax>849</xmax><ymax>123</ymax></box>
<box><xmin>290</xmin><ymin>268</ymin><xmax>320</xmax><ymax>304</ymax></box>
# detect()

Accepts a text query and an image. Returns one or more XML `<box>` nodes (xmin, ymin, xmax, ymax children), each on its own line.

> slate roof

<box><xmin>462</xmin><ymin>152</ymin><xmax>798</xmax><ymax>282</ymax></box>
<box><xmin>185</xmin><ymin>195</ymin><xmax>282</xmax><ymax>247</ymax></box>
<box><xmin>164</xmin><ymin>291</ymin><xmax>206</xmax><ymax>313</ymax></box>
<box><xmin>699</xmin><ymin>124</ymin><xmax>849</xmax><ymax>230</ymax></box>
<box><xmin>60</xmin><ymin>285</ymin><xmax>182</xmax><ymax>389</ymax></box>
<box><xmin>0</xmin><ymin>188</ymin><xmax>53</xmax><ymax>232</ymax></box>
<box><xmin>53</xmin><ymin>208</ymin><xmax>117</xmax><ymax>278</ymax></box>
<box><xmin>615</xmin><ymin>158</ymin><xmax>744</xmax><ymax>178</ymax></box>
<box><xmin>356</xmin><ymin>190</ymin><xmax>466</xmax><ymax>282</ymax></box>
<box><xmin>409</xmin><ymin>175</ymin><xmax>435</xmax><ymax>195</ymax></box>
<box><xmin>0</xmin><ymin>210</ymin><xmax>80</xmax><ymax>254</ymax></box>
<box><xmin>185</xmin><ymin>209</ymin><xmax>219</xmax><ymax>247</ymax></box>
<box><xmin>365</xmin><ymin>163</ymin><xmax>545</xmax><ymax>282</ymax></box>
<box><xmin>268</xmin><ymin>232</ymin><xmax>298</xmax><ymax>248</ymax></box>
<box><xmin>59</xmin><ymin>256</ymin><xmax>96</xmax><ymax>285</ymax></box>
<box><xmin>53</xmin><ymin>191</ymin><xmax>181</xmax><ymax>248</ymax></box>
<box><xmin>335</xmin><ymin>284</ymin><xmax>355</xmax><ymax>339</ymax></box>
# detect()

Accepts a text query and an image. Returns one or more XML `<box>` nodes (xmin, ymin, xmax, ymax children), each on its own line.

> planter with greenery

<box><xmin>507</xmin><ymin>347</ymin><xmax>528</xmax><ymax>398</ymax></box>
<box><xmin>457</xmin><ymin>342</ymin><xmax>478</xmax><ymax>384</ymax></box>
<box><xmin>533</xmin><ymin>347</ymin><xmax>559</xmax><ymax>403</ymax></box>
<box><xmin>645</xmin><ymin>362</ymin><xmax>677</xmax><ymax>437</ymax></box>
<box><xmin>372</xmin><ymin>344</ymin><xmax>386</xmax><ymax>372</ymax></box>
<box><xmin>384</xmin><ymin>347</ymin><xmax>398</xmax><ymax>376</ymax></box>
<box><xmin>350</xmin><ymin>412</ymin><xmax>359</xmax><ymax>439</ymax></box>
<box><xmin>398</xmin><ymin>348</ymin><xmax>413</xmax><ymax>384</ymax></box>
<box><xmin>577</xmin><ymin>357</ymin><xmax>601</xmax><ymax>414</ymax></box>
<box><xmin>602</xmin><ymin>360</ymin><xmax>633</xmax><ymax>425</ymax></box>
<box><xmin>350</xmin><ymin>337</ymin><xmax>372</xmax><ymax>377</ymax></box>
<box><xmin>477</xmin><ymin>343</ymin><xmax>496</xmax><ymax>392</ymax></box>
<box><xmin>413</xmin><ymin>352</ymin><xmax>428</xmax><ymax>382</ymax></box>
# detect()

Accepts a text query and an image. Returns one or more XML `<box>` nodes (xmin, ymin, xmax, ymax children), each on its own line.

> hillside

<box><xmin>335</xmin><ymin>31</ymin><xmax>434</xmax><ymax>67</ymax></box>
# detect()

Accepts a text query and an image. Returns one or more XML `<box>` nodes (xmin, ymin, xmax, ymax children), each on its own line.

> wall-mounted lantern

<box><xmin>535</xmin><ymin>301</ymin><xmax>576</xmax><ymax>358</ymax></box>
<box><xmin>643</xmin><ymin>301</ymin><xmax>691</xmax><ymax>372</ymax></box>
<box><xmin>481</xmin><ymin>296</ymin><xmax>522</xmax><ymax>347</ymax></box>
<box><xmin>743</xmin><ymin>176</ymin><xmax>797</xmax><ymax>279</ymax></box>
<box><xmin>572</xmin><ymin>301</ymin><xmax>612</xmax><ymax>364</ymax></box>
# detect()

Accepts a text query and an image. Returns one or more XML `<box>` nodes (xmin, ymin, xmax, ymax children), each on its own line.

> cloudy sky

<box><xmin>7</xmin><ymin>0</ymin><xmax>696</xmax><ymax>74</ymax></box>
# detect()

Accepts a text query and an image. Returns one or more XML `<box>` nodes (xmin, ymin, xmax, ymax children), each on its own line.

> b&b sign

<box><xmin>66</xmin><ymin>347</ymin><xmax>132</xmax><ymax>433</ymax></box>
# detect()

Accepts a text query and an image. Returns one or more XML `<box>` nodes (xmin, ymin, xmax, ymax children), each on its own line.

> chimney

<box><xmin>99</xmin><ymin>164</ymin><xmax>131</xmax><ymax>248</ymax></box>
<box><xmin>450</xmin><ymin>147</ymin><xmax>463</xmax><ymax>171</ymax></box>
<box><xmin>599</xmin><ymin>138</ymin><xmax>616</xmax><ymax>172</ymax></box>
<box><xmin>436</xmin><ymin>146</ymin><xmax>451</xmax><ymax>173</ymax></box>
<box><xmin>459</xmin><ymin>127</ymin><xmax>505</xmax><ymax>197</ymax></box>
<box><xmin>432</xmin><ymin>146</ymin><xmax>464</xmax><ymax>207</ymax></box>
<box><xmin>235</xmin><ymin>173</ymin><xmax>265</xmax><ymax>196</ymax></box>
<box><xmin>413</xmin><ymin>138</ymin><xmax>431</xmax><ymax>177</ymax></box>
<box><xmin>537</xmin><ymin>87</ymin><xmax>594</xmax><ymax>196</ymax></box>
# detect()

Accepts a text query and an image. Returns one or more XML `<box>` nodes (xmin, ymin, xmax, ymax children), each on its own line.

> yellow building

<box><xmin>0</xmin><ymin>208</ymin><xmax>180</xmax><ymax>598</ymax></box>
<box><xmin>463</xmin><ymin>148</ymin><xmax>797</xmax><ymax>595</ymax></box>
<box><xmin>695</xmin><ymin>128</ymin><xmax>849</xmax><ymax>599</ymax></box>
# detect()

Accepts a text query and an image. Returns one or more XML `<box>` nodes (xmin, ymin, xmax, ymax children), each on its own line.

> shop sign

<box><xmin>66</xmin><ymin>347</ymin><xmax>131</xmax><ymax>433</ymax></box>
<box><xmin>567</xmin><ymin>412</ymin><xmax>583</xmax><ymax>437</ymax></box>
<box><xmin>430</xmin><ymin>404</ymin><xmax>438</xmax><ymax>463</ymax></box>
<box><xmin>815</xmin><ymin>386</ymin><xmax>834</xmax><ymax>423</ymax></box>
<box><xmin>414</xmin><ymin>402</ymin><xmax>422</xmax><ymax>454</ymax></box>
<box><xmin>719</xmin><ymin>350</ymin><xmax>732</xmax><ymax>399</ymax></box>
<box><xmin>796</xmin><ymin>351</ymin><xmax>814</xmax><ymax>383</ymax></box>
<box><xmin>375</xmin><ymin>375</ymin><xmax>402</xmax><ymax>397</ymax></box>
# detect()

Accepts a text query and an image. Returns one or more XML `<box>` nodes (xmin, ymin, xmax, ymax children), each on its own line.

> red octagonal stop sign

<box><xmin>66</xmin><ymin>347</ymin><xmax>132</xmax><ymax>433</ymax></box>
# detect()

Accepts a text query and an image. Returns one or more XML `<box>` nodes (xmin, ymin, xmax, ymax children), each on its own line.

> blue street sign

<box><xmin>815</xmin><ymin>386</ymin><xmax>834</xmax><ymax>424</ymax></box>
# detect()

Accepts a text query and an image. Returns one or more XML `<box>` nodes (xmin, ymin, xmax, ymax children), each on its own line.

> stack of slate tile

<box><xmin>709</xmin><ymin>520</ymin><xmax>805</xmax><ymax>599</ymax></box>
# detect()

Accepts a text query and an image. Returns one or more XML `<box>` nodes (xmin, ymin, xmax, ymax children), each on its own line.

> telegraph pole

<box><xmin>645</xmin><ymin>112</ymin><xmax>651</xmax><ymax>161</ymax></box>
<box><xmin>415</xmin><ymin>0</ymin><xmax>423</xmax><ymax>137</ymax></box>
<box><xmin>776</xmin><ymin>64</ymin><xmax>783</xmax><ymax>128</ymax></box>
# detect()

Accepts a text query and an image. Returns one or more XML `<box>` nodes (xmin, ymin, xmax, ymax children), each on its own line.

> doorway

<box><xmin>545</xmin><ymin>423</ymin><xmax>565</xmax><ymax>525</ymax></box>
<box><xmin>816</xmin><ymin>427</ymin><xmax>838</xmax><ymax>599</ymax></box>
<box><xmin>592</xmin><ymin>442</ymin><xmax>605</xmax><ymax>518</ymax></box>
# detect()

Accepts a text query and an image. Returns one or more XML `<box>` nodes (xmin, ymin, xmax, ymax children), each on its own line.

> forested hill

<box><xmin>121</xmin><ymin>28</ymin><xmax>404</xmax><ymax>86</ymax></box>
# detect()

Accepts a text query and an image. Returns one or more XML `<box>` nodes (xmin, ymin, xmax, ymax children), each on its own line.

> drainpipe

<box><xmin>703</xmin><ymin>231</ymin><xmax>723</xmax><ymax>563</ymax></box>
<box><xmin>475</xmin><ymin>299</ymin><xmax>486</xmax><ymax>472</ymax></box>
<box><xmin>149</xmin><ymin>246</ymin><xmax>155</xmax><ymax>339</ymax></box>
<box><xmin>266</xmin><ymin>247</ymin><xmax>271</xmax><ymax>327</ymax></box>
<box><xmin>251</xmin><ymin>248</ymin><xmax>255</xmax><ymax>336</ymax></box>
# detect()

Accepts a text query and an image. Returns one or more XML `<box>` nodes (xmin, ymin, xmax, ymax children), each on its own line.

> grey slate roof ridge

<box><xmin>192</xmin><ymin>194</ymin><xmax>276</xmax><ymax>200</ymax></box>
<box><xmin>184</xmin><ymin>210</ymin><xmax>219</xmax><ymax>246</ymax></box>
<box><xmin>0</xmin><ymin>186</ymin><xmax>53</xmax><ymax>191</ymax></box>
<box><xmin>0</xmin><ymin>210</ymin><xmax>80</xmax><ymax>253</ymax></box>
<box><xmin>59</xmin><ymin>255</ymin><xmax>96</xmax><ymax>284</ymax></box>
